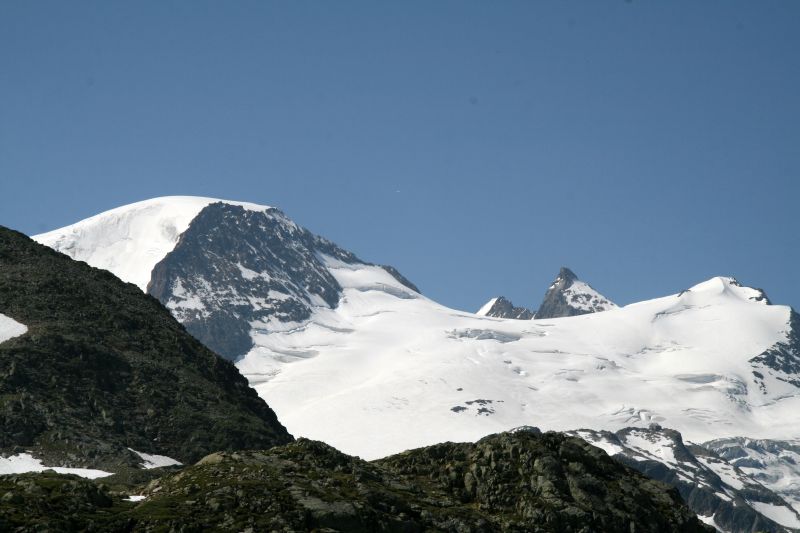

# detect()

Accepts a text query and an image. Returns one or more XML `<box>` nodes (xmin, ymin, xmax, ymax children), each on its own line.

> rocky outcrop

<box><xmin>0</xmin><ymin>226</ymin><xmax>292</xmax><ymax>472</ymax></box>
<box><xmin>0</xmin><ymin>431</ymin><xmax>710</xmax><ymax>532</ymax></box>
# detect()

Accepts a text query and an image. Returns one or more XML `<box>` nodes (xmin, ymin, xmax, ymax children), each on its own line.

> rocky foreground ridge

<box><xmin>0</xmin><ymin>431</ymin><xmax>709</xmax><ymax>532</ymax></box>
<box><xmin>0</xmin><ymin>226</ymin><xmax>292</xmax><ymax>471</ymax></box>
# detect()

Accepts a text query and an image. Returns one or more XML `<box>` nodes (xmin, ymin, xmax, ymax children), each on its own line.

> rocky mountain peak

<box><xmin>555</xmin><ymin>266</ymin><xmax>579</xmax><ymax>286</ymax></box>
<box><xmin>535</xmin><ymin>267</ymin><xmax>617</xmax><ymax>319</ymax></box>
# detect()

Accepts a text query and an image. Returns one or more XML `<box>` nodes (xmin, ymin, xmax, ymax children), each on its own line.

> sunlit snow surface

<box><xmin>0</xmin><ymin>453</ymin><xmax>111</xmax><ymax>479</ymax></box>
<box><xmin>749</xmin><ymin>501</ymin><xmax>800</xmax><ymax>529</ymax></box>
<box><xmin>0</xmin><ymin>313</ymin><xmax>27</xmax><ymax>345</ymax></box>
<box><xmin>560</xmin><ymin>279</ymin><xmax>617</xmax><ymax>313</ymax></box>
<box><xmin>238</xmin><ymin>261</ymin><xmax>798</xmax><ymax>460</ymax></box>
<box><xmin>34</xmin><ymin>196</ymin><xmax>271</xmax><ymax>291</ymax></box>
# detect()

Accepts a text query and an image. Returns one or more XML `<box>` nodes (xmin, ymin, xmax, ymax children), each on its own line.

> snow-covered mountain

<box><xmin>35</xmin><ymin>197</ymin><xmax>416</xmax><ymax>360</ymax></box>
<box><xmin>238</xmin><ymin>268</ymin><xmax>800</xmax><ymax>458</ymax></box>
<box><xmin>33</xmin><ymin>196</ymin><xmax>800</xmax><ymax>531</ymax></box>
<box><xmin>476</xmin><ymin>296</ymin><xmax>534</xmax><ymax>319</ymax></box>
<box><xmin>33</xmin><ymin>198</ymin><xmax>800</xmax><ymax>457</ymax></box>
<box><xmin>534</xmin><ymin>266</ymin><xmax>617</xmax><ymax>319</ymax></box>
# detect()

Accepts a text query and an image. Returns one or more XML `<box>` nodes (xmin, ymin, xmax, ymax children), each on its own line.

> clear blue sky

<box><xmin>1</xmin><ymin>1</ymin><xmax>798</xmax><ymax>312</ymax></box>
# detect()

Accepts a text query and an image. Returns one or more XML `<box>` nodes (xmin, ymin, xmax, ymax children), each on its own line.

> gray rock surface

<box><xmin>476</xmin><ymin>296</ymin><xmax>535</xmax><ymax>319</ymax></box>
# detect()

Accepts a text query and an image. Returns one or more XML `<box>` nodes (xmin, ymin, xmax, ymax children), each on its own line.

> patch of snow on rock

<box><xmin>0</xmin><ymin>453</ymin><xmax>111</xmax><ymax>479</ymax></box>
<box><xmin>0</xmin><ymin>313</ymin><xmax>27</xmax><ymax>344</ymax></box>
<box><xmin>128</xmin><ymin>448</ymin><xmax>182</xmax><ymax>469</ymax></box>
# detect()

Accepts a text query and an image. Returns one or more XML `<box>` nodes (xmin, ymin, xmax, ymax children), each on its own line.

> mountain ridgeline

<box><xmin>0</xmin><ymin>226</ymin><xmax>292</xmax><ymax>471</ymax></box>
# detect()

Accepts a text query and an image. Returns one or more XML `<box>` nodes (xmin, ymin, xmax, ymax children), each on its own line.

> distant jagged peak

<box><xmin>476</xmin><ymin>296</ymin><xmax>534</xmax><ymax>320</ymax></box>
<box><xmin>535</xmin><ymin>267</ymin><xmax>617</xmax><ymax>320</ymax></box>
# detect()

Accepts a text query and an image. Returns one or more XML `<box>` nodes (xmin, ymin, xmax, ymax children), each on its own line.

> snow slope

<box><xmin>560</xmin><ymin>279</ymin><xmax>617</xmax><ymax>313</ymax></box>
<box><xmin>34</xmin><ymin>196</ymin><xmax>270</xmax><ymax>291</ymax></box>
<box><xmin>0</xmin><ymin>313</ymin><xmax>27</xmax><ymax>344</ymax></box>
<box><xmin>239</xmin><ymin>263</ymin><xmax>799</xmax><ymax>461</ymax></box>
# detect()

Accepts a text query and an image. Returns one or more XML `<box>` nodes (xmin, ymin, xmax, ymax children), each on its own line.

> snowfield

<box><xmin>239</xmin><ymin>258</ymin><xmax>800</xmax><ymax>461</ymax></box>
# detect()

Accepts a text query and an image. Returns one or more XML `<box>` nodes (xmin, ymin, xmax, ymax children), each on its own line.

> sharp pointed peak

<box><xmin>558</xmin><ymin>266</ymin><xmax>578</xmax><ymax>280</ymax></box>
<box><xmin>536</xmin><ymin>266</ymin><xmax>616</xmax><ymax>319</ymax></box>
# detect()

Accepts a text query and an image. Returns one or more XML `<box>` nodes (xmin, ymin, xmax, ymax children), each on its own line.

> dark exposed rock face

<box><xmin>147</xmin><ymin>203</ymin><xmax>418</xmax><ymax>360</ymax></box>
<box><xmin>0</xmin><ymin>431</ymin><xmax>710</xmax><ymax>532</ymax></box>
<box><xmin>750</xmin><ymin>308</ymin><xmax>800</xmax><ymax>389</ymax></box>
<box><xmin>534</xmin><ymin>267</ymin><xmax>616</xmax><ymax>320</ymax></box>
<box><xmin>477</xmin><ymin>296</ymin><xmax>535</xmax><ymax>319</ymax></box>
<box><xmin>0</xmin><ymin>226</ymin><xmax>292</xmax><ymax>471</ymax></box>
<box><xmin>571</xmin><ymin>426</ymin><xmax>800</xmax><ymax>533</ymax></box>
